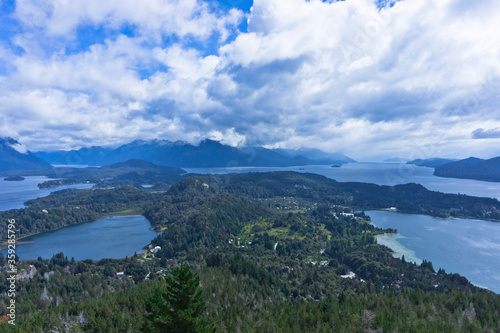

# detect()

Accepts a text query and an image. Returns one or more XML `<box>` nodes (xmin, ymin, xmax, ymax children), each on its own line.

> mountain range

<box><xmin>0</xmin><ymin>137</ymin><xmax>355</xmax><ymax>172</ymax></box>
<box><xmin>35</xmin><ymin>146</ymin><xmax>113</xmax><ymax>166</ymax></box>
<box><xmin>33</xmin><ymin>139</ymin><xmax>355</xmax><ymax>168</ymax></box>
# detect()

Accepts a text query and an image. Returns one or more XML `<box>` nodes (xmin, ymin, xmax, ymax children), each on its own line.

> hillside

<box><xmin>0</xmin><ymin>137</ymin><xmax>52</xmax><ymax>172</ymax></box>
<box><xmin>434</xmin><ymin>157</ymin><xmax>500</xmax><ymax>182</ymax></box>
<box><xmin>1</xmin><ymin>171</ymin><xmax>499</xmax><ymax>332</ymax></box>
<box><xmin>208</xmin><ymin>172</ymin><xmax>500</xmax><ymax>220</ymax></box>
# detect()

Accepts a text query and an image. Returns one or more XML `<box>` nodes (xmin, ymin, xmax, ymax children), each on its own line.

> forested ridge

<box><xmin>1</xmin><ymin>172</ymin><xmax>499</xmax><ymax>332</ymax></box>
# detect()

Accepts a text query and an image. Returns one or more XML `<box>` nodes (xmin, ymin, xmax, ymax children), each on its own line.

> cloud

<box><xmin>472</xmin><ymin>128</ymin><xmax>500</xmax><ymax>140</ymax></box>
<box><xmin>1</xmin><ymin>0</ymin><xmax>500</xmax><ymax>160</ymax></box>
<box><xmin>14</xmin><ymin>0</ymin><xmax>244</xmax><ymax>41</ymax></box>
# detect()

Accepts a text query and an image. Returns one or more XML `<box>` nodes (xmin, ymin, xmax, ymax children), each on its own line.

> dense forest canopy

<box><xmin>1</xmin><ymin>171</ymin><xmax>499</xmax><ymax>331</ymax></box>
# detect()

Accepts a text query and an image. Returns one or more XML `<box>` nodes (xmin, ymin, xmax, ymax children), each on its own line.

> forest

<box><xmin>2</xmin><ymin>171</ymin><xmax>500</xmax><ymax>246</ymax></box>
<box><xmin>0</xmin><ymin>171</ymin><xmax>499</xmax><ymax>332</ymax></box>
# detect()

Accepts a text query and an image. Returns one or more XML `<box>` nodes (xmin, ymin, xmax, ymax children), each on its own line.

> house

<box><xmin>15</xmin><ymin>265</ymin><xmax>36</xmax><ymax>281</ymax></box>
<box><xmin>340</xmin><ymin>212</ymin><xmax>354</xmax><ymax>217</ymax></box>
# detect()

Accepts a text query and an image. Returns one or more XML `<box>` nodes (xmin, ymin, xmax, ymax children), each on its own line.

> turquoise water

<box><xmin>367</xmin><ymin>210</ymin><xmax>500</xmax><ymax>294</ymax></box>
<box><xmin>1</xmin><ymin>215</ymin><xmax>160</xmax><ymax>260</ymax></box>
<box><xmin>0</xmin><ymin>176</ymin><xmax>93</xmax><ymax>211</ymax></box>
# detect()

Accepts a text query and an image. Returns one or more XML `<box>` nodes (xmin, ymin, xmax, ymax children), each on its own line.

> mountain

<box><xmin>35</xmin><ymin>146</ymin><xmax>113</xmax><ymax>165</ymax></box>
<box><xmin>35</xmin><ymin>139</ymin><xmax>357</xmax><ymax>168</ymax></box>
<box><xmin>99</xmin><ymin>139</ymin><xmax>252</xmax><ymax>167</ymax></box>
<box><xmin>434</xmin><ymin>157</ymin><xmax>500</xmax><ymax>182</ymax></box>
<box><xmin>407</xmin><ymin>158</ymin><xmax>458</xmax><ymax>168</ymax></box>
<box><xmin>0</xmin><ymin>137</ymin><xmax>52</xmax><ymax>172</ymax></box>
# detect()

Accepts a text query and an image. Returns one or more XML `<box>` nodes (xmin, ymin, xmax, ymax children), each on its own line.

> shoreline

<box><xmin>365</xmin><ymin>208</ymin><xmax>500</xmax><ymax>224</ymax></box>
<box><xmin>374</xmin><ymin>231</ymin><xmax>398</xmax><ymax>237</ymax></box>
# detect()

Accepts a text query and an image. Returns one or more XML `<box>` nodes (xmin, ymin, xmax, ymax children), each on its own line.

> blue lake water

<box><xmin>0</xmin><ymin>176</ymin><xmax>93</xmax><ymax>211</ymax></box>
<box><xmin>367</xmin><ymin>210</ymin><xmax>500</xmax><ymax>294</ymax></box>
<box><xmin>0</xmin><ymin>215</ymin><xmax>160</xmax><ymax>261</ymax></box>
<box><xmin>185</xmin><ymin>162</ymin><xmax>500</xmax><ymax>200</ymax></box>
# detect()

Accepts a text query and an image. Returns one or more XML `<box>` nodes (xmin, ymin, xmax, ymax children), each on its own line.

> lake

<box><xmin>0</xmin><ymin>215</ymin><xmax>160</xmax><ymax>261</ymax></box>
<box><xmin>0</xmin><ymin>176</ymin><xmax>93</xmax><ymax>211</ymax></box>
<box><xmin>367</xmin><ymin>210</ymin><xmax>500</xmax><ymax>294</ymax></box>
<box><xmin>185</xmin><ymin>162</ymin><xmax>500</xmax><ymax>200</ymax></box>
<box><xmin>1</xmin><ymin>163</ymin><xmax>499</xmax><ymax>293</ymax></box>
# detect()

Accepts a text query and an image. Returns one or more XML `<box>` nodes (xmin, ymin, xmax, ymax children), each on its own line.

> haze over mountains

<box><xmin>0</xmin><ymin>137</ymin><xmax>355</xmax><ymax>172</ymax></box>
<box><xmin>4</xmin><ymin>136</ymin><xmax>500</xmax><ymax>183</ymax></box>
<box><xmin>35</xmin><ymin>146</ymin><xmax>113</xmax><ymax>166</ymax></box>
<box><xmin>33</xmin><ymin>139</ymin><xmax>355</xmax><ymax>168</ymax></box>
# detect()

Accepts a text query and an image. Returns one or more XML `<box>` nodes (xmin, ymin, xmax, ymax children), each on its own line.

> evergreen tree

<box><xmin>145</xmin><ymin>265</ymin><xmax>213</xmax><ymax>333</ymax></box>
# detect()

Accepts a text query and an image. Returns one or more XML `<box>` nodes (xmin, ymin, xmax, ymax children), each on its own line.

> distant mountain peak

<box><xmin>0</xmin><ymin>137</ymin><xmax>52</xmax><ymax>172</ymax></box>
<box><xmin>461</xmin><ymin>157</ymin><xmax>484</xmax><ymax>164</ymax></box>
<box><xmin>1</xmin><ymin>137</ymin><xmax>28</xmax><ymax>153</ymax></box>
<box><xmin>34</xmin><ymin>138</ymin><xmax>357</xmax><ymax>168</ymax></box>
<box><xmin>1</xmin><ymin>137</ymin><xmax>20</xmax><ymax>145</ymax></box>
<box><xmin>126</xmin><ymin>139</ymin><xmax>174</xmax><ymax>147</ymax></box>
<box><xmin>199</xmin><ymin>139</ymin><xmax>223</xmax><ymax>146</ymax></box>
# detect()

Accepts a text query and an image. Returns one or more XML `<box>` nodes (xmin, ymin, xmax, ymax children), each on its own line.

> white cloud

<box><xmin>1</xmin><ymin>0</ymin><xmax>500</xmax><ymax>159</ymax></box>
<box><xmin>15</xmin><ymin>0</ymin><xmax>243</xmax><ymax>41</ymax></box>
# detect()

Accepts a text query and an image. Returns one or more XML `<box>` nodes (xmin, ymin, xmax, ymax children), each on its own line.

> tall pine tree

<box><xmin>145</xmin><ymin>265</ymin><xmax>214</xmax><ymax>333</ymax></box>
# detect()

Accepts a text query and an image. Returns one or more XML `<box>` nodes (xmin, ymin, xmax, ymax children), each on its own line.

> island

<box><xmin>4</xmin><ymin>175</ymin><xmax>25</xmax><ymax>181</ymax></box>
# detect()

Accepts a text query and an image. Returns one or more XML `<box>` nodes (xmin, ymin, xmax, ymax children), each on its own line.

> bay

<box><xmin>367</xmin><ymin>210</ymin><xmax>500</xmax><ymax>294</ymax></box>
<box><xmin>1</xmin><ymin>215</ymin><xmax>160</xmax><ymax>261</ymax></box>
<box><xmin>0</xmin><ymin>176</ymin><xmax>93</xmax><ymax>211</ymax></box>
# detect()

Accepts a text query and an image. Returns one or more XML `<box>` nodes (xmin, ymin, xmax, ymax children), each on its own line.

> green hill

<box><xmin>434</xmin><ymin>157</ymin><xmax>500</xmax><ymax>182</ymax></box>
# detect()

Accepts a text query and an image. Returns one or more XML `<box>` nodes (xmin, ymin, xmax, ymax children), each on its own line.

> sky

<box><xmin>0</xmin><ymin>0</ymin><xmax>499</xmax><ymax>161</ymax></box>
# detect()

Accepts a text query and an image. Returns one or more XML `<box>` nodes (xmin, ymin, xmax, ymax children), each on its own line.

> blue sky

<box><xmin>0</xmin><ymin>0</ymin><xmax>499</xmax><ymax>160</ymax></box>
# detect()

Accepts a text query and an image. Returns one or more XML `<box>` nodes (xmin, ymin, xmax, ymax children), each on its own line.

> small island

<box><xmin>4</xmin><ymin>175</ymin><xmax>25</xmax><ymax>181</ymax></box>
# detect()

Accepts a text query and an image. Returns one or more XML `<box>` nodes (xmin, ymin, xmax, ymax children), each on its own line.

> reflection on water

<box><xmin>368</xmin><ymin>210</ymin><xmax>500</xmax><ymax>294</ymax></box>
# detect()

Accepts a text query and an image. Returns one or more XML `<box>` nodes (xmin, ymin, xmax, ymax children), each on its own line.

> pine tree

<box><xmin>145</xmin><ymin>265</ymin><xmax>214</xmax><ymax>333</ymax></box>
